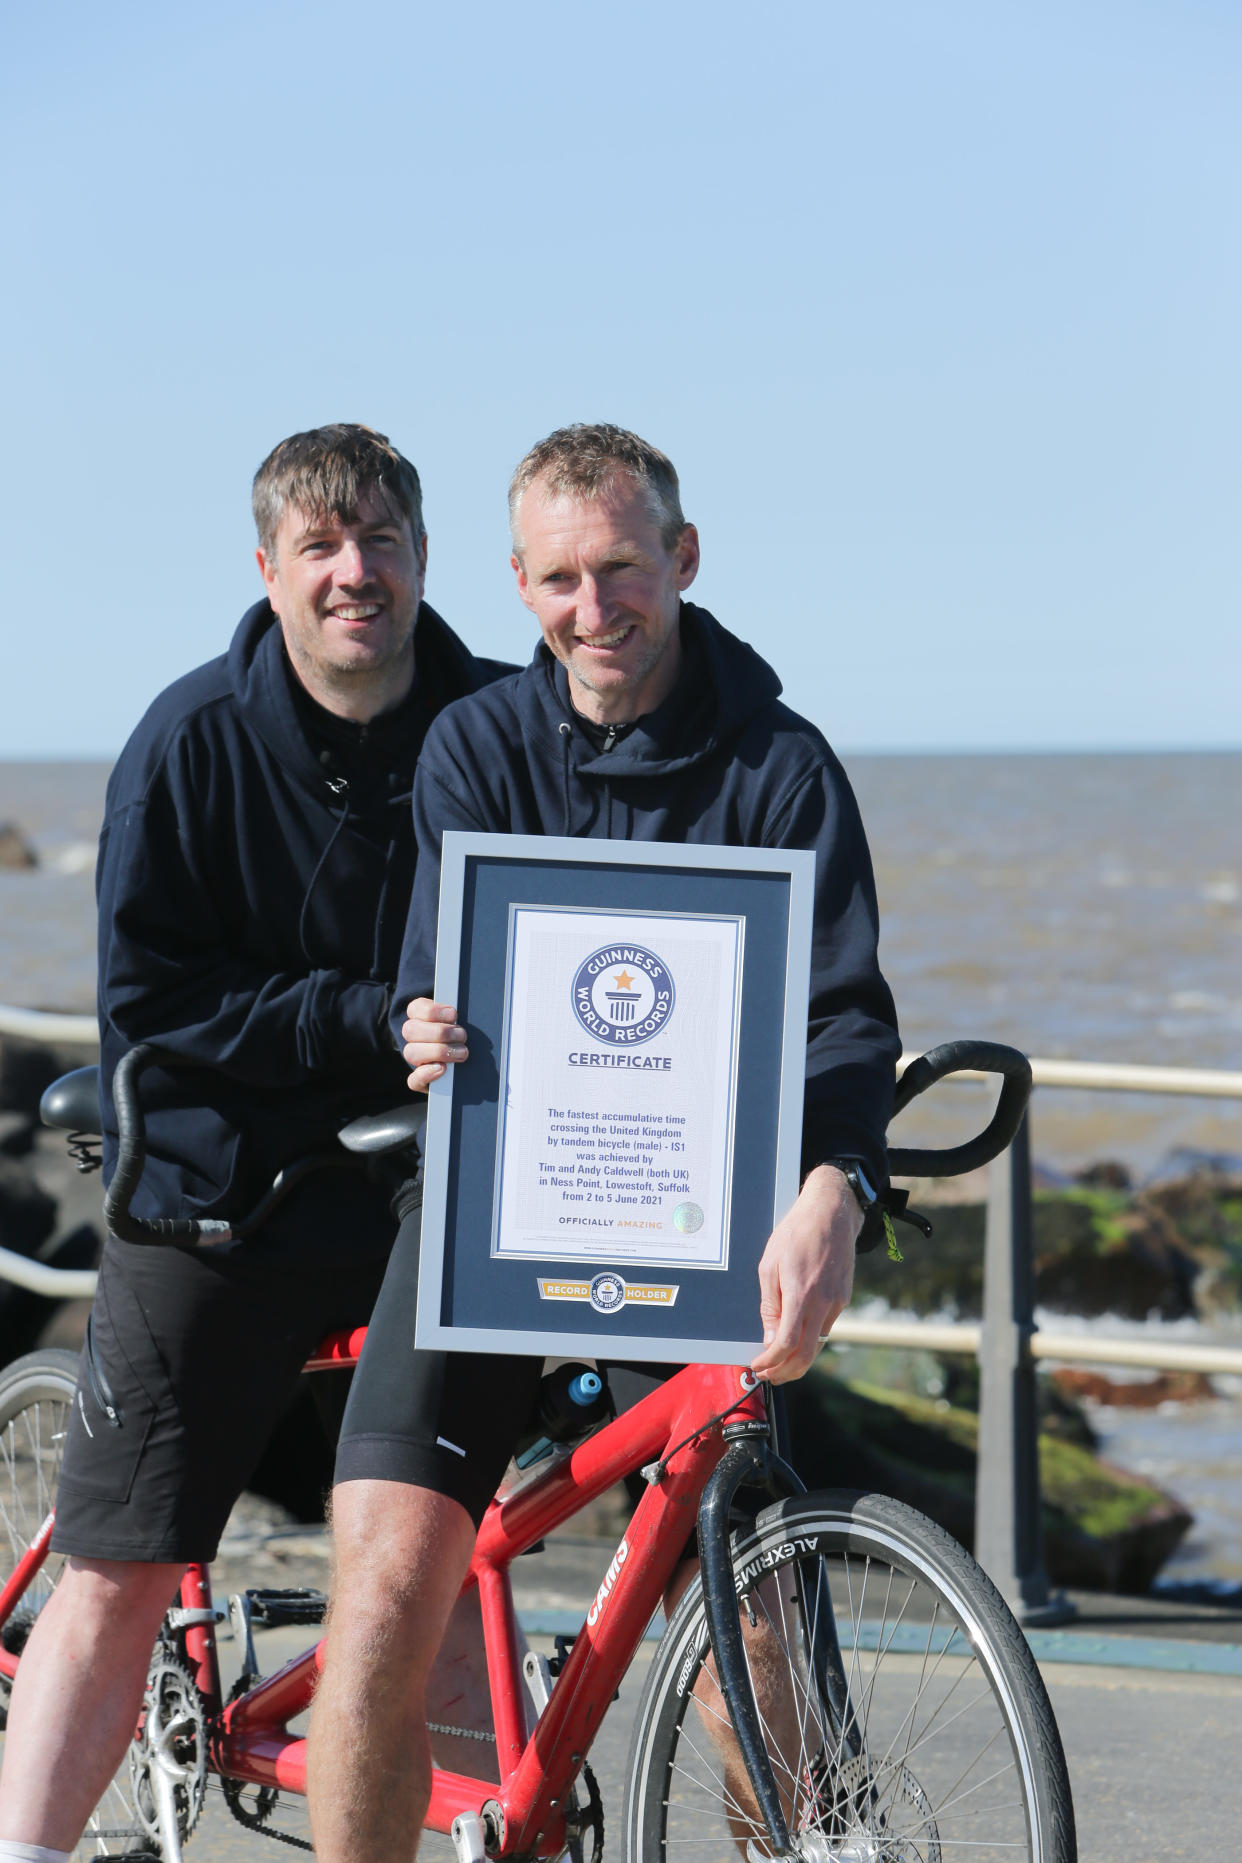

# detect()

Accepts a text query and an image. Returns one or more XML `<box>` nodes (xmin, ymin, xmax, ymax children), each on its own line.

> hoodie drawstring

<box><xmin>298</xmin><ymin>782</ymin><xmax>352</xmax><ymax>964</ymax></box>
<box><xmin>558</xmin><ymin>721</ymin><xmax>573</xmax><ymax>834</ymax></box>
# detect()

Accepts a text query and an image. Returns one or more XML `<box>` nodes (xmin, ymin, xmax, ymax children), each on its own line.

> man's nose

<box><xmin>576</xmin><ymin>575</ymin><xmax>609</xmax><ymax>630</ymax></box>
<box><xmin>335</xmin><ymin>540</ymin><xmax>372</xmax><ymax>584</ymax></box>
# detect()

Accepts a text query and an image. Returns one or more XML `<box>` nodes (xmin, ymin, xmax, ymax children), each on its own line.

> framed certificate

<box><xmin>416</xmin><ymin>834</ymin><xmax>814</xmax><ymax>1362</ymax></box>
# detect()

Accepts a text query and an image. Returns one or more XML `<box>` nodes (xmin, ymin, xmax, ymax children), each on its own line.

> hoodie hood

<box><xmin>226</xmin><ymin>596</ymin><xmax>485</xmax><ymax>798</ymax></box>
<box><xmin>525</xmin><ymin>602</ymin><xmax>784</xmax><ymax>783</ymax></box>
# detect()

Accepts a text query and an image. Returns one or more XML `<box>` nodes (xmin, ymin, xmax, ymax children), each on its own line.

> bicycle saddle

<box><xmin>40</xmin><ymin>1066</ymin><xmax>101</xmax><ymax>1132</ymax></box>
<box><xmin>337</xmin><ymin>1101</ymin><xmax>428</xmax><ymax>1156</ymax></box>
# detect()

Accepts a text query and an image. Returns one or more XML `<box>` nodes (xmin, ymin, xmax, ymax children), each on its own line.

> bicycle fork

<box><xmin>698</xmin><ymin>1433</ymin><xmax>859</xmax><ymax>1863</ymax></box>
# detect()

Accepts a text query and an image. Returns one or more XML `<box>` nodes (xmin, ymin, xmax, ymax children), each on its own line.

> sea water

<box><xmin>1</xmin><ymin>751</ymin><xmax>1240</xmax><ymax>1581</ymax></box>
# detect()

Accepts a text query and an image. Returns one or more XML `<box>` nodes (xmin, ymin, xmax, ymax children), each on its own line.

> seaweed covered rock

<box><xmin>853</xmin><ymin>1172</ymin><xmax>1239</xmax><ymax>1321</ymax></box>
<box><xmin>783</xmin><ymin>1365</ymin><xmax>1192</xmax><ymax>1594</ymax></box>
<box><xmin>1030</xmin><ymin>1188</ymin><xmax>1200</xmax><ymax>1319</ymax></box>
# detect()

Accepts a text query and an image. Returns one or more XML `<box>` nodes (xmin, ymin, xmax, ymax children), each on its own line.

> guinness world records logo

<box><xmin>572</xmin><ymin>944</ymin><xmax>675</xmax><ymax>1047</ymax></box>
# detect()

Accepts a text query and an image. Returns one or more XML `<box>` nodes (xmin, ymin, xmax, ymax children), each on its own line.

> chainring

<box><xmin>564</xmin><ymin>1758</ymin><xmax>604</xmax><ymax>1863</ymax></box>
<box><xmin>128</xmin><ymin>1650</ymin><xmax>209</xmax><ymax>1850</ymax></box>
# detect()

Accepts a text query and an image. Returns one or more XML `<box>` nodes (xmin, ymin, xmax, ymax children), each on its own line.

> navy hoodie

<box><xmin>97</xmin><ymin>597</ymin><xmax>503</xmax><ymax>1248</ymax></box>
<box><xmin>394</xmin><ymin>603</ymin><xmax>900</xmax><ymax>1183</ymax></box>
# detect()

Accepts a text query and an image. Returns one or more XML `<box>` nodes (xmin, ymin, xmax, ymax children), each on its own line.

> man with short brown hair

<box><xmin>0</xmin><ymin>424</ymin><xmax>505</xmax><ymax>1862</ymax></box>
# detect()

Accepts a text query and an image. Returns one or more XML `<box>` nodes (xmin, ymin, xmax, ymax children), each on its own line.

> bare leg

<box><xmin>665</xmin><ymin>1559</ymin><xmax>804</xmax><ymax>1854</ymax></box>
<box><xmin>308</xmin><ymin>1481</ymin><xmax>477</xmax><ymax>1863</ymax></box>
<box><xmin>0</xmin><ymin>1558</ymin><xmax>184</xmax><ymax>1850</ymax></box>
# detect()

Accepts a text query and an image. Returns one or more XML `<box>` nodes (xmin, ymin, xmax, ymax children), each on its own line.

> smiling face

<box><xmin>511</xmin><ymin>473</ymin><xmax>700</xmax><ymax>725</ymax></box>
<box><xmin>257</xmin><ymin>488</ymin><xmax>426</xmax><ymax>720</ymax></box>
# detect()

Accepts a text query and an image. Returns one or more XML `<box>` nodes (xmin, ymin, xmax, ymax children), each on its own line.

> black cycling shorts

<box><xmin>335</xmin><ymin>1202</ymin><xmax>682</xmax><ymax>1527</ymax></box>
<box><xmin>52</xmin><ymin>1173</ymin><xmax>392</xmax><ymax>1565</ymax></box>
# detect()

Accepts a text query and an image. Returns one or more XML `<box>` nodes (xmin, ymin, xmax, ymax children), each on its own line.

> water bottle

<box><xmin>514</xmin><ymin>1363</ymin><xmax>609</xmax><ymax>1469</ymax></box>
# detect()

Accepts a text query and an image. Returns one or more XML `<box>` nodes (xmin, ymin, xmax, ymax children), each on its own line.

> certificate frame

<box><xmin>416</xmin><ymin>833</ymin><xmax>814</xmax><ymax>1363</ymax></box>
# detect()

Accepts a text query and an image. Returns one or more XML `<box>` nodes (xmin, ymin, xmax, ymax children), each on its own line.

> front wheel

<box><xmin>623</xmin><ymin>1489</ymin><xmax>1075</xmax><ymax>1863</ymax></box>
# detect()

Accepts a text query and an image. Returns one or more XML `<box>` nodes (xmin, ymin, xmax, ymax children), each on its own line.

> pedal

<box><xmin>550</xmin><ymin>1633</ymin><xmax>576</xmax><ymax>1676</ymax></box>
<box><xmin>244</xmin><ymin>1587</ymin><xmax>328</xmax><ymax>1628</ymax></box>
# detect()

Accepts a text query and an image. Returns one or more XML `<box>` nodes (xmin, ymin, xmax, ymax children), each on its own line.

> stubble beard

<box><xmin>288</xmin><ymin>604</ymin><xmax>417</xmax><ymax>717</ymax></box>
<box><xmin>567</xmin><ymin>623</ymin><xmax>676</xmax><ymax>707</ymax></box>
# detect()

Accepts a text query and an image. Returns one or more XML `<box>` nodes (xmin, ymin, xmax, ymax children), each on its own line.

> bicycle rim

<box><xmin>0</xmin><ymin>1350</ymin><xmax>155</xmax><ymax>1861</ymax></box>
<box><xmin>624</xmin><ymin>1489</ymin><xmax>1076</xmax><ymax>1863</ymax></box>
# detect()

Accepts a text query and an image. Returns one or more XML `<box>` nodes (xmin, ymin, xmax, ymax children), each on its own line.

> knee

<box><xmin>327</xmin><ymin>1482</ymin><xmax>476</xmax><ymax>1659</ymax></box>
<box><xmin>34</xmin><ymin>1557</ymin><xmax>184</xmax><ymax>1651</ymax></box>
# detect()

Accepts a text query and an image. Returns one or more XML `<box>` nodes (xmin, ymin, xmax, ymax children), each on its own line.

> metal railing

<box><xmin>0</xmin><ymin>1003</ymin><xmax>97</xmax><ymax>1044</ymax></box>
<box><xmin>2</xmin><ymin>1006</ymin><xmax>1238</xmax><ymax>1615</ymax></box>
<box><xmin>833</xmin><ymin>1053</ymin><xmax>1242</xmax><ymax>1623</ymax></box>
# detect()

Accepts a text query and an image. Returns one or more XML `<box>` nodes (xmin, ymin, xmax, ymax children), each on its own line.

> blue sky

<box><xmin>3</xmin><ymin>0</ymin><xmax>1237</xmax><ymax>756</ymax></box>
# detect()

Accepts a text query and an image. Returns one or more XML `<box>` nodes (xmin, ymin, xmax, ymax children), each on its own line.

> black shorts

<box><xmin>335</xmin><ymin>1203</ymin><xmax>681</xmax><ymax>1527</ymax></box>
<box><xmin>52</xmin><ymin>1177</ymin><xmax>392</xmax><ymax>1564</ymax></box>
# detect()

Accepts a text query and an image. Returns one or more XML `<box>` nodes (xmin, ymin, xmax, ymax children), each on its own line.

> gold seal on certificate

<box><xmin>492</xmin><ymin>908</ymin><xmax>743</xmax><ymax>1269</ymax></box>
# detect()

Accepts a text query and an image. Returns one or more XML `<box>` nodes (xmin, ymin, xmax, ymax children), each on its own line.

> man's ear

<box><xmin>256</xmin><ymin>547</ymin><xmax>278</xmax><ymax>603</ymax></box>
<box><xmin>511</xmin><ymin>551</ymin><xmax>536</xmax><ymax>613</ymax></box>
<box><xmin>674</xmin><ymin>524</ymin><xmax>701</xmax><ymax>593</ymax></box>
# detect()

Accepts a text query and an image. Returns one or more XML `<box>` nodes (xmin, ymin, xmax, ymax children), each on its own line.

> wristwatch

<box><xmin>823</xmin><ymin>1158</ymin><xmax>879</xmax><ymax>1213</ymax></box>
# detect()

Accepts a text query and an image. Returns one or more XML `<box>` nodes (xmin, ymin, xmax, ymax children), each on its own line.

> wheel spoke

<box><xmin>624</xmin><ymin>1493</ymin><xmax>1075</xmax><ymax>1863</ymax></box>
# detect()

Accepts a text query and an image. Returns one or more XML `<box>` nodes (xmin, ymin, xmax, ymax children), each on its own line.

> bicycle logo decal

<box><xmin>571</xmin><ymin>944</ymin><xmax>675</xmax><ymax>1047</ymax></box>
<box><xmin>586</xmin><ymin>1536</ymin><xmax>629</xmax><ymax>1626</ymax></box>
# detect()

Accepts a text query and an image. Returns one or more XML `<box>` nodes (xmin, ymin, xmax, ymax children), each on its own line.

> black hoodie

<box><xmin>394</xmin><ymin>603</ymin><xmax>900</xmax><ymax>1182</ymax></box>
<box><xmin>97</xmin><ymin>597</ymin><xmax>504</xmax><ymax>1247</ymax></box>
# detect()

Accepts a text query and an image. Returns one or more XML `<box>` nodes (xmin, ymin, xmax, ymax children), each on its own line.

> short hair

<box><xmin>252</xmin><ymin>423</ymin><xmax>425</xmax><ymax>558</ymax></box>
<box><xmin>508</xmin><ymin>423</ymin><xmax>686</xmax><ymax>560</ymax></box>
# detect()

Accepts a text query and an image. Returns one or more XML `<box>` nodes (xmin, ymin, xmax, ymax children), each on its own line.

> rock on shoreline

<box><xmin>856</xmin><ymin>1167</ymin><xmax>1242</xmax><ymax>1323</ymax></box>
<box><xmin>784</xmin><ymin>1369</ymin><xmax>1193</xmax><ymax>1594</ymax></box>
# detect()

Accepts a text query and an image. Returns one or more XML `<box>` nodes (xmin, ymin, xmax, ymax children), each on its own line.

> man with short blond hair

<box><xmin>308</xmin><ymin>422</ymin><xmax>901</xmax><ymax>1862</ymax></box>
<box><xmin>0</xmin><ymin>424</ymin><xmax>505</xmax><ymax>1863</ymax></box>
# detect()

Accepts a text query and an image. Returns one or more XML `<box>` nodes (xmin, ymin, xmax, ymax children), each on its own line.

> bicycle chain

<box><xmin>220</xmin><ymin>1777</ymin><xmax>314</xmax><ymax>1851</ymax></box>
<box><xmin>219</xmin><ymin>1716</ymin><xmax>499</xmax><ymax>1851</ymax></box>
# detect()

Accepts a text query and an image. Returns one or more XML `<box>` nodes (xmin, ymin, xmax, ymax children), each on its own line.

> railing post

<box><xmin>974</xmin><ymin>1110</ymin><xmax>1074</xmax><ymax>1625</ymax></box>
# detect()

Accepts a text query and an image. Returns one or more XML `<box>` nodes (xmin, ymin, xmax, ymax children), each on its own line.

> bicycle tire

<box><xmin>623</xmin><ymin>1489</ymin><xmax>1076</xmax><ymax>1863</ymax></box>
<box><xmin>0</xmin><ymin>1348</ymin><xmax>156</xmax><ymax>1861</ymax></box>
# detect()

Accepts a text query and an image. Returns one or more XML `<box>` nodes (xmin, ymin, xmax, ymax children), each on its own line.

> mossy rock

<box><xmin>783</xmin><ymin>1365</ymin><xmax>1190</xmax><ymax>1594</ymax></box>
<box><xmin>853</xmin><ymin>1202</ymin><xmax>985</xmax><ymax>1315</ymax></box>
<box><xmin>853</xmin><ymin>1176</ymin><xmax>1232</xmax><ymax>1321</ymax></box>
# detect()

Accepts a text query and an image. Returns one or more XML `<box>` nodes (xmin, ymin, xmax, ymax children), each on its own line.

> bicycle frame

<box><xmin>0</xmin><ymin>1354</ymin><xmax>761</xmax><ymax>1860</ymax></box>
<box><xmin>212</xmin><ymin>1358</ymin><xmax>763</xmax><ymax>1856</ymax></box>
<box><xmin>10</xmin><ymin>1040</ymin><xmax>1046</xmax><ymax>1859</ymax></box>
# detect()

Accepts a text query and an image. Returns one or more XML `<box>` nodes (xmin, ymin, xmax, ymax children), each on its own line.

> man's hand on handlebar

<box><xmin>749</xmin><ymin>1164</ymin><xmax>862</xmax><ymax>1384</ymax></box>
<box><xmin>401</xmin><ymin>998</ymin><xmax>469</xmax><ymax>1092</ymax></box>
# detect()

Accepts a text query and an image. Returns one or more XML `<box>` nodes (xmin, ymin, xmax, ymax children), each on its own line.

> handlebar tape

<box><xmin>887</xmin><ymin>1040</ymin><xmax>1032</xmax><ymax>1179</ymax></box>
